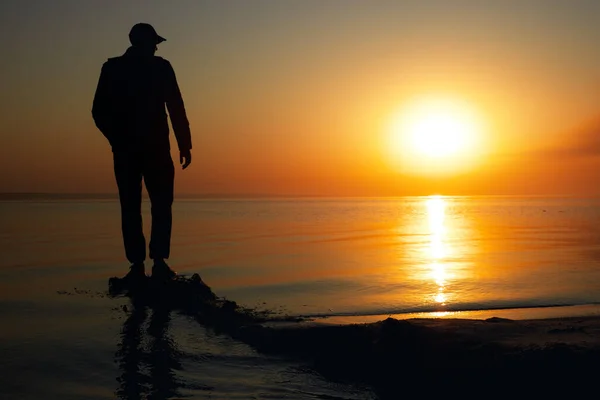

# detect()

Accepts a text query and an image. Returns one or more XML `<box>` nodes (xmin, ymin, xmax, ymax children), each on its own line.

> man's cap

<box><xmin>129</xmin><ymin>23</ymin><xmax>166</xmax><ymax>46</ymax></box>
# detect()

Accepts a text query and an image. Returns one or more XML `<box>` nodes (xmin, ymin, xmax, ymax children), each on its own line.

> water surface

<box><xmin>3</xmin><ymin>195</ymin><xmax>600</xmax><ymax>398</ymax></box>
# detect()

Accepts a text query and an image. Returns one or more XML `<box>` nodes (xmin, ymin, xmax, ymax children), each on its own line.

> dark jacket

<box><xmin>92</xmin><ymin>46</ymin><xmax>192</xmax><ymax>152</ymax></box>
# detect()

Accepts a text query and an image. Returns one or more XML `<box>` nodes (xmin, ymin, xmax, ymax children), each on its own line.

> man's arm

<box><xmin>164</xmin><ymin>60</ymin><xmax>192</xmax><ymax>169</ymax></box>
<box><xmin>92</xmin><ymin>63</ymin><xmax>116</xmax><ymax>145</ymax></box>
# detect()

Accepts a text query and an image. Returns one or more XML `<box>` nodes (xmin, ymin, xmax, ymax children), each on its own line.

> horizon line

<box><xmin>0</xmin><ymin>192</ymin><xmax>597</xmax><ymax>200</ymax></box>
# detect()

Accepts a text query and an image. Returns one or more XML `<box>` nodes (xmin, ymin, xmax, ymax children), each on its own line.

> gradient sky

<box><xmin>1</xmin><ymin>0</ymin><xmax>600</xmax><ymax>196</ymax></box>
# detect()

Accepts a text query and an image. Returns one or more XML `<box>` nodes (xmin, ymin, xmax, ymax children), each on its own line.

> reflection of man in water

<box><xmin>115</xmin><ymin>304</ymin><xmax>182</xmax><ymax>399</ymax></box>
<box><xmin>92</xmin><ymin>23</ymin><xmax>192</xmax><ymax>282</ymax></box>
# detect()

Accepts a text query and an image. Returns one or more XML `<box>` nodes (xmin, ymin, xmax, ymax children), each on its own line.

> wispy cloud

<box><xmin>504</xmin><ymin>118</ymin><xmax>600</xmax><ymax>161</ymax></box>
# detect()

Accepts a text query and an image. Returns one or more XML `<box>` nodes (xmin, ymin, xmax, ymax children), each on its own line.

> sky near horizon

<box><xmin>1</xmin><ymin>0</ymin><xmax>600</xmax><ymax>196</ymax></box>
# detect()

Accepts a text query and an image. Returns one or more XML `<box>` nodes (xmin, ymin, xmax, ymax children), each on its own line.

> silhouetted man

<box><xmin>92</xmin><ymin>23</ymin><xmax>192</xmax><ymax>283</ymax></box>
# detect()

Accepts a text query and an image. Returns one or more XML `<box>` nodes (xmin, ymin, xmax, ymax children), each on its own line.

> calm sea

<box><xmin>2</xmin><ymin>195</ymin><xmax>600</xmax><ymax>398</ymax></box>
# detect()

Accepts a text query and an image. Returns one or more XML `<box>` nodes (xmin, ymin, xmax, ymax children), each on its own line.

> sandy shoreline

<box><xmin>405</xmin><ymin>315</ymin><xmax>600</xmax><ymax>348</ymax></box>
<box><xmin>106</xmin><ymin>276</ymin><xmax>600</xmax><ymax>398</ymax></box>
<box><xmin>280</xmin><ymin>313</ymin><xmax>600</xmax><ymax>349</ymax></box>
<box><xmin>249</xmin><ymin>315</ymin><xmax>600</xmax><ymax>398</ymax></box>
<box><xmin>312</xmin><ymin>302</ymin><xmax>600</xmax><ymax>325</ymax></box>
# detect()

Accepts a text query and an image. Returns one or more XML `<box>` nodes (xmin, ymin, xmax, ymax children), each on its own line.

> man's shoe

<box><xmin>108</xmin><ymin>263</ymin><xmax>147</xmax><ymax>295</ymax></box>
<box><xmin>151</xmin><ymin>259</ymin><xmax>176</xmax><ymax>281</ymax></box>
<box><xmin>123</xmin><ymin>262</ymin><xmax>147</xmax><ymax>286</ymax></box>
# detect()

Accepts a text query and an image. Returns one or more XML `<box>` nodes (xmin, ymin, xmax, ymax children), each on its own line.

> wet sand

<box><xmin>242</xmin><ymin>317</ymin><xmax>600</xmax><ymax>398</ymax></box>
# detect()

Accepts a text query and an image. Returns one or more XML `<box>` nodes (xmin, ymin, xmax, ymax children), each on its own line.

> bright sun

<box><xmin>387</xmin><ymin>97</ymin><xmax>485</xmax><ymax>175</ymax></box>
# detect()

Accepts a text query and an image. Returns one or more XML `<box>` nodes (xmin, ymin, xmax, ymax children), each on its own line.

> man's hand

<box><xmin>180</xmin><ymin>149</ymin><xmax>192</xmax><ymax>170</ymax></box>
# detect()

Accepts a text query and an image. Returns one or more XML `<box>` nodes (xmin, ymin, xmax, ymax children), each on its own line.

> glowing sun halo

<box><xmin>408</xmin><ymin>108</ymin><xmax>475</xmax><ymax>158</ymax></box>
<box><xmin>387</xmin><ymin>97</ymin><xmax>484</xmax><ymax>175</ymax></box>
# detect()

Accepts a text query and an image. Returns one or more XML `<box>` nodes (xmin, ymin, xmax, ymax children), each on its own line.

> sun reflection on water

<box><xmin>426</xmin><ymin>196</ymin><xmax>450</xmax><ymax>306</ymax></box>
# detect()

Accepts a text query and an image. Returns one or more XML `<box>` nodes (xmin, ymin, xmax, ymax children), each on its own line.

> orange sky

<box><xmin>2</xmin><ymin>1</ymin><xmax>600</xmax><ymax>196</ymax></box>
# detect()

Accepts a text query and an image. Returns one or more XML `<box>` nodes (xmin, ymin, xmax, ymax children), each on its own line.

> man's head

<box><xmin>129</xmin><ymin>23</ymin><xmax>166</xmax><ymax>53</ymax></box>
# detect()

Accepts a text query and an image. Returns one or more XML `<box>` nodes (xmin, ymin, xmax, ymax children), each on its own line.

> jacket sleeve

<box><xmin>164</xmin><ymin>61</ymin><xmax>192</xmax><ymax>151</ymax></box>
<box><xmin>91</xmin><ymin>63</ymin><xmax>115</xmax><ymax>144</ymax></box>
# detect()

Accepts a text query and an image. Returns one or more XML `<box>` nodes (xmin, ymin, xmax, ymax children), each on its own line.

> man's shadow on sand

<box><xmin>115</xmin><ymin>300</ymin><xmax>183</xmax><ymax>400</ymax></box>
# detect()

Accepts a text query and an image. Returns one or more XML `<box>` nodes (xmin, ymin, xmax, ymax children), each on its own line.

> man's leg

<box><xmin>143</xmin><ymin>150</ymin><xmax>174</xmax><ymax>262</ymax></box>
<box><xmin>114</xmin><ymin>151</ymin><xmax>146</xmax><ymax>264</ymax></box>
